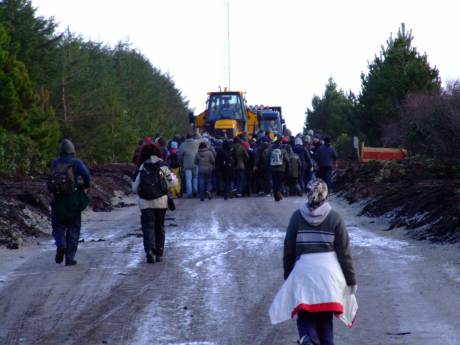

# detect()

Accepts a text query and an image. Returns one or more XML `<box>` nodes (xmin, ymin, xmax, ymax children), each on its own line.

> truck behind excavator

<box><xmin>190</xmin><ymin>90</ymin><xmax>286</xmax><ymax>139</ymax></box>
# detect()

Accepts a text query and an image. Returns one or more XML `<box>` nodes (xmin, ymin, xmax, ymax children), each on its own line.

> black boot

<box><xmin>146</xmin><ymin>250</ymin><xmax>155</xmax><ymax>264</ymax></box>
<box><xmin>55</xmin><ymin>247</ymin><xmax>65</xmax><ymax>264</ymax></box>
<box><xmin>65</xmin><ymin>259</ymin><xmax>77</xmax><ymax>266</ymax></box>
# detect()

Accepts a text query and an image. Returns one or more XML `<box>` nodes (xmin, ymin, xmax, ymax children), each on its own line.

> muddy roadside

<box><xmin>2</xmin><ymin>158</ymin><xmax>460</xmax><ymax>250</ymax></box>
<box><xmin>334</xmin><ymin>158</ymin><xmax>460</xmax><ymax>243</ymax></box>
<box><xmin>0</xmin><ymin>163</ymin><xmax>135</xmax><ymax>249</ymax></box>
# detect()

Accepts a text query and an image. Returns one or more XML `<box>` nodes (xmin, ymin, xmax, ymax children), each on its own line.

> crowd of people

<box><xmin>48</xmin><ymin>136</ymin><xmax>355</xmax><ymax>345</ymax></box>
<box><xmin>132</xmin><ymin>130</ymin><xmax>339</xmax><ymax>203</ymax></box>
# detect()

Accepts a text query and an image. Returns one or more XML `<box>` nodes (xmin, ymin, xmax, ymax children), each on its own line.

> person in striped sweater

<box><xmin>283</xmin><ymin>179</ymin><xmax>357</xmax><ymax>345</ymax></box>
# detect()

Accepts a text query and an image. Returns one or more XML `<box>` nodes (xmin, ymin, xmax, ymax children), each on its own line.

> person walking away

<box><xmin>168</xmin><ymin>141</ymin><xmax>181</xmax><ymax>197</ymax></box>
<box><xmin>178</xmin><ymin>134</ymin><xmax>199</xmax><ymax>198</ymax></box>
<box><xmin>286</xmin><ymin>144</ymin><xmax>302</xmax><ymax>196</ymax></box>
<box><xmin>259</xmin><ymin>138</ymin><xmax>273</xmax><ymax>195</ymax></box>
<box><xmin>132</xmin><ymin>143</ymin><xmax>177</xmax><ymax>263</ymax></box>
<box><xmin>204</xmin><ymin>137</ymin><xmax>217</xmax><ymax>194</ymax></box>
<box><xmin>244</xmin><ymin>140</ymin><xmax>255</xmax><ymax>196</ymax></box>
<box><xmin>214</xmin><ymin>139</ymin><xmax>225</xmax><ymax>196</ymax></box>
<box><xmin>269</xmin><ymin>138</ymin><xmax>289</xmax><ymax>201</ymax></box>
<box><xmin>313</xmin><ymin>137</ymin><xmax>337</xmax><ymax>191</ymax></box>
<box><xmin>233</xmin><ymin>136</ymin><xmax>249</xmax><ymax>197</ymax></box>
<box><xmin>269</xmin><ymin>179</ymin><xmax>358</xmax><ymax>345</ymax></box>
<box><xmin>49</xmin><ymin>139</ymin><xmax>90</xmax><ymax>266</ymax></box>
<box><xmin>293</xmin><ymin>136</ymin><xmax>314</xmax><ymax>192</ymax></box>
<box><xmin>195</xmin><ymin>142</ymin><xmax>215</xmax><ymax>201</ymax></box>
<box><xmin>215</xmin><ymin>140</ymin><xmax>235</xmax><ymax>200</ymax></box>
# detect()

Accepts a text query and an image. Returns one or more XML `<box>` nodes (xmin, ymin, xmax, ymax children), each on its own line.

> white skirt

<box><xmin>269</xmin><ymin>252</ymin><xmax>358</xmax><ymax>327</ymax></box>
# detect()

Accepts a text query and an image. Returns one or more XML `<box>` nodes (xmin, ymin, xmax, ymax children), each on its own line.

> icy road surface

<box><xmin>0</xmin><ymin>196</ymin><xmax>459</xmax><ymax>345</ymax></box>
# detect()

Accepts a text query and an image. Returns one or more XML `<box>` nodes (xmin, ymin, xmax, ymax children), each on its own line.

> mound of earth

<box><xmin>0</xmin><ymin>163</ymin><xmax>135</xmax><ymax>249</ymax></box>
<box><xmin>334</xmin><ymin>158</ymin><xmax>460</xmax><ymax>243</ymax></box>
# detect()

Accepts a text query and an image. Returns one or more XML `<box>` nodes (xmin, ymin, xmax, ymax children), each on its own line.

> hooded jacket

<box><xmin>283</xmin><ymin>202</ymin><xmax>356</xmax><ymax>285</ymax></box>
<box><xmin>50</xmin><ymin>146</ymin><xmax>91</xmax><ymax>222</ymax></box>
<box><xmin>194</xmin><ymin>147</ymin><xmax>215</xmax><ymax>174</ymax></box>
<box><xmin>178</xmin><ymin>138</ymin><xmax>199</xmax><ymax>170</ymax></box>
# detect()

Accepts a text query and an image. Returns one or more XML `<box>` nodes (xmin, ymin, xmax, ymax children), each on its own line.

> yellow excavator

<box><xmin>191</xmin><ymin>91</ymin><xmax>259</xmax><ymax>139</ymax></box>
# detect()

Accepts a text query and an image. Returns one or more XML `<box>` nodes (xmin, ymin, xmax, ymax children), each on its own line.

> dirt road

<box><xmin>1</xmin><ymin>196</ymin><xmax>459</xmax><ymax>345</ymax></box>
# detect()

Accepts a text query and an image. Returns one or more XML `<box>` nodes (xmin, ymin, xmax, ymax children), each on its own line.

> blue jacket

<box><xmin>313</xmin><ymin>144</ymin><xmax>338</xmax><ymax>168</ymax></box>
<box><xmin>51</xmin><ymin>154</ymin><xmax>91</xmax><ymax>189</ymax></box>
<box><xmin>50</xmin><ymin>154</ymin><xmax>91</xmax><ymax>222</ymax></box>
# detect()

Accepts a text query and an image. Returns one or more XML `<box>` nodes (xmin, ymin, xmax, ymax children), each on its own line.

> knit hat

<box><xmin>306</xmin><ymin>179</ymin><xmax>329</xmax><ymax>209</ymax></box>
<box><xmin>59</xmin><ymin>139</ymin><xmax>76</xmax><ymax>156</ymax></box>
<box><xmin>170</xmin><ymin>141</ymin><xmax>178</xmax><ymax>149</ymax></box>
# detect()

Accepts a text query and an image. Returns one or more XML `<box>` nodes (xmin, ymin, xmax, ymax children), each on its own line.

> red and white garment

<box><xmin>269</xmin><ymin>252</ymin><xmax>358</xmax><ymax>328</ymax></box>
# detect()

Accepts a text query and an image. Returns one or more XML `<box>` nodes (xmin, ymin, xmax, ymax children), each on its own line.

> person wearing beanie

<box><xmin>49</xmin><ymin>139</ymin><xmax>91</xmax><ymax>266</ymax></box>
<box><xmin>269</xmin><ymin>179</ymin><xmax>358</xmax><ymax>345</ymax></box>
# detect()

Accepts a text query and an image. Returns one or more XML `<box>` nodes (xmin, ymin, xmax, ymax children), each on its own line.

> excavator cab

<box><xmin>205</xmin><ymin>92</ymin><xmax>247</xmax><ymax>138</ymax></box>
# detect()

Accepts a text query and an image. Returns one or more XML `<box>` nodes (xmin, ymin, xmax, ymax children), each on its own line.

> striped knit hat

<box><xmin>306</xmin><ymin>179</ymin><xmax>328</xmax><ymax>209</ymax></box>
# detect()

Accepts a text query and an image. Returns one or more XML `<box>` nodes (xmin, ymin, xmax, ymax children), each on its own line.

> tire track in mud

<box><xmin>2</xmin><ymin>197</ymin><xmax>460</xmax><ymax>344</ymax></box>
<box><xmin>130</xmin><ymin>198</ymin><xmax>298</xmax><ymax>345</ymax></box>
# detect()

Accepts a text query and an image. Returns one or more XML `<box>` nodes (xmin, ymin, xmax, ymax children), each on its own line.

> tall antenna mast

<box><xmin>225</xmin><ymin>0</ymin><xmax>231</xmax><ymax>90</ymax></box>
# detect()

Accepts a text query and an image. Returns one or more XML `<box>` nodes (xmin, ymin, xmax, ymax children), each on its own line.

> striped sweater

<box><xmin>283</xmin><ymin>206</ymin><xmax>356</xmax><ymax>285</ymax></box>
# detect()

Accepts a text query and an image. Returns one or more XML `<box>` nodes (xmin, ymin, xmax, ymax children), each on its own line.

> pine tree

<box><xmin>358</xmin><ymin>24</ymin><xmax>440</xmax><ymax>145</ymax></box>
<box><xmin>0</xmin><ymin>24</ymin><xmax>59</xmax><ymax>172</ymax></box>
<box><xmin>304</xmin><ymin>77</ymin><xmax>355</xmax><ymax>139</ymax></box>
<box><xmin>0</xmin><ymin>0</ymin><xmax>60</xmax><ymax>87</ymax></box>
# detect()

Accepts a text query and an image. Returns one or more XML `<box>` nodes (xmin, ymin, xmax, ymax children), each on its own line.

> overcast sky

<box><xmin>33</xmin><ymin>0</ymin><xmax>460</xmax><ymax>134</ymax></box>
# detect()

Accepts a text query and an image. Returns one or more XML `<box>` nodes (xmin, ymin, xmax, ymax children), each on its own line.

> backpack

<box><xmin>260</xmin><ymin>146</ymin><xmax>271</xmax><ymax>169</ymax></box>
<box><xmin>270</xmin><ymin>148</ymin><xmax>283</xmax><ymax>167</ymax></box>
<box><xmin>48</xmin><ymin>162</ymin><xmax>77</xmax><ymax>196</ymax></box>
<box><xmin>137</xmin><ymin>162</ymin><xmax>169</xmax><ymax>200</ymax></box>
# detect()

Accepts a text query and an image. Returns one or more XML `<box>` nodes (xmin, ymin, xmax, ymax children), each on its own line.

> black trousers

<box><xmin>317</xmin><ymin>166</ymin><xmax>333</xmax><ymax>191</ymax></box>
<box><xmin>141</xmin><ymin>208</ymin><xmax>167</xmax><ymax>256</ymax></box>
<box><xmin>272</xmin><ymin>171</ymin><xmax>285</xmax><ymax>198</ymax></box>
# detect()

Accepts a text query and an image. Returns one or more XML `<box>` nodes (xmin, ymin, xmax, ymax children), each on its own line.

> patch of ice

<box><xmin>126</xmin><ymin>253</ymin><xmax>142</xmax><ymax>268</ymax></box>
<box><xmin>442</xmin><ymin>263</ymin><xmax>460</xmax><ymax>284</ymax></box>
<box><xmin>348</xmin><ymin>226</ymin><xmax>410</xmax><ymax>250</ymax></box>
<box><xmin>195</xmin><ymin>246</ymin><xmax>240</xmax><ymax>267</ymax></box>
